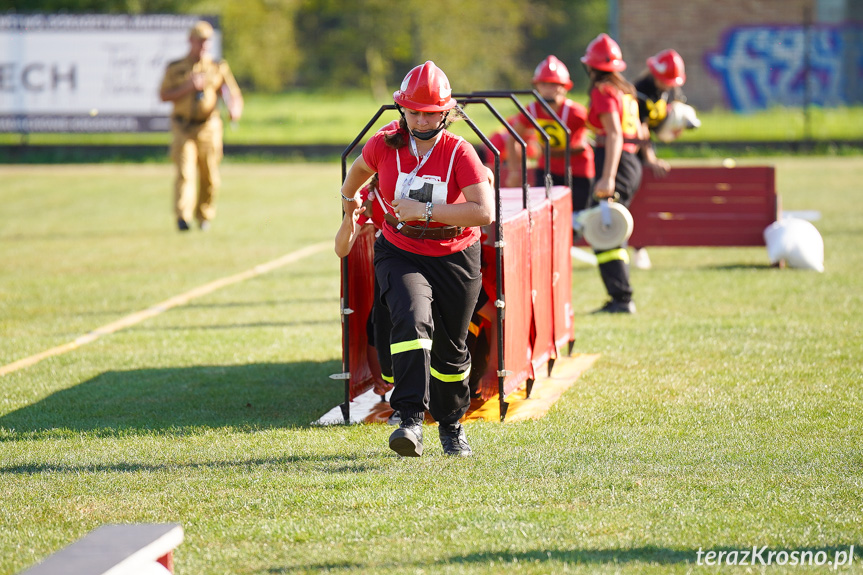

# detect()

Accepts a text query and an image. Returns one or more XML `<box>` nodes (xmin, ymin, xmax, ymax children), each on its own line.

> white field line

<box><xmin>1</xmin><ymin>242</ymin><xmax>330</xmax><ymax>378</ymax></box>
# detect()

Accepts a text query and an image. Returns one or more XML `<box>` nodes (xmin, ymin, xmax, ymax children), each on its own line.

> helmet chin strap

<box><xmin>411</xmin><ymin>126</ymin><xmax>444</xmax><ymax>140</ymax></box>
<box><xmin>396</xmin><ymin>105</ymin><xmax>449</xmax><ymax>141</ymax></box>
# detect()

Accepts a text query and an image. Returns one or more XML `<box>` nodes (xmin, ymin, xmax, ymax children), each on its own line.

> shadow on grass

<box><xmin>704</xmin><ymin>263</ymin><xmax>777</xmax><ymax>270</ymax></box>
<box><xmin>0</xmin><ymin>454</ymin><xmax>383</xmax><ymax>475</ymax></box>
<box><xmin>0</xmin><ymin>361</ymin><xmax>343</xmax><ymax>440</ymax></box>
<box><xmin>266</xmin><ymin>545</ymin><xmax>861</xmax><ymax>572</ymax></box>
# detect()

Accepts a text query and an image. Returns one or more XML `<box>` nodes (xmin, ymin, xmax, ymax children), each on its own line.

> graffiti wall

<box><xmin>706</xmin><ymin>25</ymin><xmax>863</xmax><ymax>111</ymax></box>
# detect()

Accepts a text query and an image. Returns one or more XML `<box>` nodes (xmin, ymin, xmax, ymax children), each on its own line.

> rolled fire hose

<box><xmin>581</xmin><ymin>199</ymin><xmax>634</xmax><ymax>251</ymax></box>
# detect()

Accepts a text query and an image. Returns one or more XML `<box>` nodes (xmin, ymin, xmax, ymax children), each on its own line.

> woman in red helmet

<box><xmin>630</xmin><ymin>49</ymin><xmax>695</xmax><ymax>270</ymax></box>
<box><xmin>634</xmin><ymin>49</ymin><xmax>690</xmax><ymax>177</ymax></box>
<box><xmin>339</xmin><ymin>61</ymin><xmax>494</xmax><ymax>457</ymax></box>
<box><xmin>581</xmin><ymin>33</ymin><xmax>642</xmax><ymax>314</ymax></box>
<box><xmin>505</xmin><ymin>55</ymin><xmax>595</xmax><ymax>239</ymax></box>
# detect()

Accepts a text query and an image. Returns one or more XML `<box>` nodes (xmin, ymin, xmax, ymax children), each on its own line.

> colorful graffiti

<box><xmin>706</xmin><ymin>25</ymin><xmax>857</xmax><ymax>111</ymax></box>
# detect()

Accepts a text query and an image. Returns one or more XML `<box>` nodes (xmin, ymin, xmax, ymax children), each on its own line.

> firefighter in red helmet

<box><xmin>581</xmin><ymin>34</ymin><xmax>642</xmax><ymax>314</ymax></box>
<box><xmin>339</xmin><ymin>61</ymin><xmax>494</xmax><ymax>457</ymax></box>
<box><xmin>634</xmin><ymin>49</ymin><xmax>693</xmax><ymax>177</ymax></box>
<box><xmin>630</xmin><ymin>49</ymin><xmax>701</xmax><ymax>270</ymax></box>
<box><xmin>506</xmin><ymin>55</ymin><xmax>595</xmax><ymax>240</ymax></box>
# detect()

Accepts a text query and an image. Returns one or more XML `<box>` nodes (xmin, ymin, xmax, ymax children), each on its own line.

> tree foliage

<box><xmin>0</xmin><ymin>0</ymin><xmax>607</xmax><ymax>94</ymax></box>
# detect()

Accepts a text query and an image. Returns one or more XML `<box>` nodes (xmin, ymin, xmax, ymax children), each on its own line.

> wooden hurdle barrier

<box><xmin>18</xmin><ymin>523</ymin><xmax>183</xmax><ymax>575</ymax></box>
<box><xmin>627</xmin><ymin>165</ymin><xmax>779</xmax><ymax>247</ymax></box>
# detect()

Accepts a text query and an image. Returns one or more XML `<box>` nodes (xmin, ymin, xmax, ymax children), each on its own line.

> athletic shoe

<box><xmin>438</xmin><ymin>422</ymin><xmax>472</xmax><ymax>457</ymax></box>
<box><xmin>389</xmin><ymin>419</ymin><xmax>423</xmax><ymax>457</ymax></box>
<box><xmin>592</xmin><ymin>300</ymin><xmax>636</xmax><ymax>314</ymax></box>
<box><xmin>386</xmin><ymin>410</ymin><xmax>401</xmax><ymax>426</ymax></box>
<box><xmin>199</xmin><ymin>220</ymin><xmax>211</xmax><ymax>232</ymax></box>
<box><xmin>633</xmin><ymin>248</ymin><xmax>652</xmax><ymax>270</ymax></box>
<box><xmin>177</xmin><ymin>218</ymin><xmax>190</xmax><ymax>231</ymax></box>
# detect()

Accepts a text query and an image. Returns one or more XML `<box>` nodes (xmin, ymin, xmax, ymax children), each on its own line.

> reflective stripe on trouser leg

<box><xmin>595</xmin><ymin>248</ymin><xmax>629</xmax><ymax>265</ymax></box>
<box><xmin>595</xmin><ymin>247</ymin><xmax>633</xmax><ymax>302</ymax></box>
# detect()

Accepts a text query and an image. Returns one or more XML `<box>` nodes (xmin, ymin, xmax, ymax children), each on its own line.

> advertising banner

<box><xmin>0</xmin><ymin>14</ymin><xmax>221</xmax><ymax>132</ymax></box>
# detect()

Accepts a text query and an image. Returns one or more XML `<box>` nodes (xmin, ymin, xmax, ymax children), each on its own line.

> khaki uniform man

<box><xmin>159</xmin><ymin>20</ymin><xmax>243</xmax><ymax>231</ymax></box>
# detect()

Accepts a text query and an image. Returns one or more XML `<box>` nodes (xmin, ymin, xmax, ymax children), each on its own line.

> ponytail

<box><xmin>588</xmin><ymin>69</ymin><xmax>636</xmax><ymax>97</ymax></box>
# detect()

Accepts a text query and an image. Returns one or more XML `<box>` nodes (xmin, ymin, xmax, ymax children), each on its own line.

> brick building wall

<box><xmin>616</xmin><ymin>0</ymin><xmax>860</xmax><ymax>110</ymax></box>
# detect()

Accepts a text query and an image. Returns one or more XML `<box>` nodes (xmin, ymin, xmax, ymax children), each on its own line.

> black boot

<box><xmin>389</xmin><ymin>415</ymin><xmax>423</xmax><ymax>457</ymax></box>
<box><xmin>592</xmin><ymin>299</ymin><xmax>636</xmax><ymax>314</ymax></box>
<box><xmin>438</xmin><ymin>422</ymin><xmax>472</xmax><ymax>456</ymax></box>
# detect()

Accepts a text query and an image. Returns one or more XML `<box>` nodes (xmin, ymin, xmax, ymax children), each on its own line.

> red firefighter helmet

<box><xmin>647</xmin><ymin>49</ymin><xmax>686</xmax><ymax>86</ymax></box>
<box><xmin>393</xmin><ymin>61</ymin><xmax>457</xmax><ymax>112</ymax></box>
<box><xmin>532</xmin><ymin>55</ymin><xmax>573</xmax><ymax>90</ymax></box>
<box><xmin>580</xmin><ymin>33</ymin><xmax>627</xmax><ymax>72</ymax></box>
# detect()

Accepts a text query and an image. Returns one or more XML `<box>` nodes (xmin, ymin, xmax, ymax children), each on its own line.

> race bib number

<box><xmin>535</xmin><ymin>118</ymin><xmax>567</xmax><ymax>150</ymax></box>
<box><xmin>395</xmin><ymin>173</ymin><xmax>448</xmax><ymax>205</ymax></box>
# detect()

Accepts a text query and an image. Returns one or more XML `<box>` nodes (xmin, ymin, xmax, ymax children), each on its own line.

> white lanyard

<box><xmin>397</xmin><ymin>133</ymin><xmax>440</xmax><ymax>201</ymax></box>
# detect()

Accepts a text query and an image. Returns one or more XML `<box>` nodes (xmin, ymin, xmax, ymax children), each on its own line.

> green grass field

<box><xmin>1</xmin><ymin>157</ymin><xmax>862</xmax><ymax>574</ymax></box>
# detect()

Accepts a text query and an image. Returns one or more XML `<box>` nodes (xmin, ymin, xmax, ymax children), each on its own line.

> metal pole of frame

<box><xmin>469</xmin><ymin>90</ymin><xmax>571</xmax><ymax>197</ymax></box>
<box><xmin>337</xmin><ymin>105</ymin><xmax>397</xmax><ymax>424</ymax></box>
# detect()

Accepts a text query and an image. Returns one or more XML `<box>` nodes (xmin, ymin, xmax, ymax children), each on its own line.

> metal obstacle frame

<box><xmin>469</xmin><ymin>89</ymin><xmax>572</xmax><ymax>193</ymax></box>
<box><xmin>334</xmin><ymin>91</ymin><xmax>575</xmax><ymax>422</ymax></box>
<box><xmin>335</xmin><ymin>102</ymin><xmax>509</xmax><ymax>421</ymax></box>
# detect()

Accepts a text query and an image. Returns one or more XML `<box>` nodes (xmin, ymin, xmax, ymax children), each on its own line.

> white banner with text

<box><xmin>0</xmin><ymin>14</ymin><xmax>220</xmax><ymax>132</ymax></box>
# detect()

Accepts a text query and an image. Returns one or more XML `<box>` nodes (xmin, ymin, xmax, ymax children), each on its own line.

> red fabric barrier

<box><xmin>528</xmin><ymin>197</ymin><xmax>555</xmax><ymax>376</ymax></box>
<box><xmin>550</xmin><ymin>186</ymin><xmax>574</xmax><ymax>351</ymax></box>
<box><xmin>498</xmin><ymin>208</ymin><xmax>533</xmax><ymax>398</ymax></box>
<box><xmin>342</xmin><ymin>225</ymin><xmax>376</xmax><ymax>401</ymax></box>
<box><xmin>628</xmin><ymin>166</ymin><xmax>778</xmax><ymax>247</ymax></box>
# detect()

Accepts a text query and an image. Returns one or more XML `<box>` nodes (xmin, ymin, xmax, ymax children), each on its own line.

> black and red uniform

<box><xmin>586</xmin><ymin>83</ymin><xmax>643</xmax><ymax>303</ymax></box>
<box><xmin>634</xmin><ymin>73</ymin><xmax>686</xmax><ymax>134</ymax></box>
<box><xmin>635</xmin><ymin>49</ymin><xmax>689</xmax><ymax>139</ymax></box>
<box><xmin>362</xmin><ymin>124</ymin><xmax>488</xmax><ymax>425</ymax></box>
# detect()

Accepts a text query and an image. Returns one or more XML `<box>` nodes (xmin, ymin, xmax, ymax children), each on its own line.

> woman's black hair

<box><xmin>587</xmin><ymin>68</ymin><xmax>636</xmax><ymax>96</ymax></box>
<box><xmin>383</xmin><ymin>117</ymin><xmax>410</xmax><ymax>149</ymax></box>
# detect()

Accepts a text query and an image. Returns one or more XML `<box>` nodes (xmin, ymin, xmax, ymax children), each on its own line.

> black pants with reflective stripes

<box><xmin>373</xmin><ymin>236</ymin><xmax>482</xmax><ymax>425</ymax></box>
<box><xmin>590</xmin><ymin>149</ymin><xmax>643</xmax><ymax>303</ymax></box>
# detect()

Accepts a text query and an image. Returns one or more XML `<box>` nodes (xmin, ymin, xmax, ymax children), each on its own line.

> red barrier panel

<box><xmin>528</xmin><ymin>197</ymin><xmax>555</xmax><ymax>376</ymax></box>
<box><xmin>550</xmin><ymin>186</ymin><xmax>574</xmax><ymax>352</ymax></box>
<box><xmin>495</xmin><ymin>209</ymin><xmax>534</xmax><ymax>398</ymax></box>
<box><xmin>628</xmin><ymin>166</ymin><xmax>778</xmax><ymax>247</ymax></box>
<box><xmin>342</xmin><ymin>225</ymin><xmax>376</xmax><ymax>401</ymax></box>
